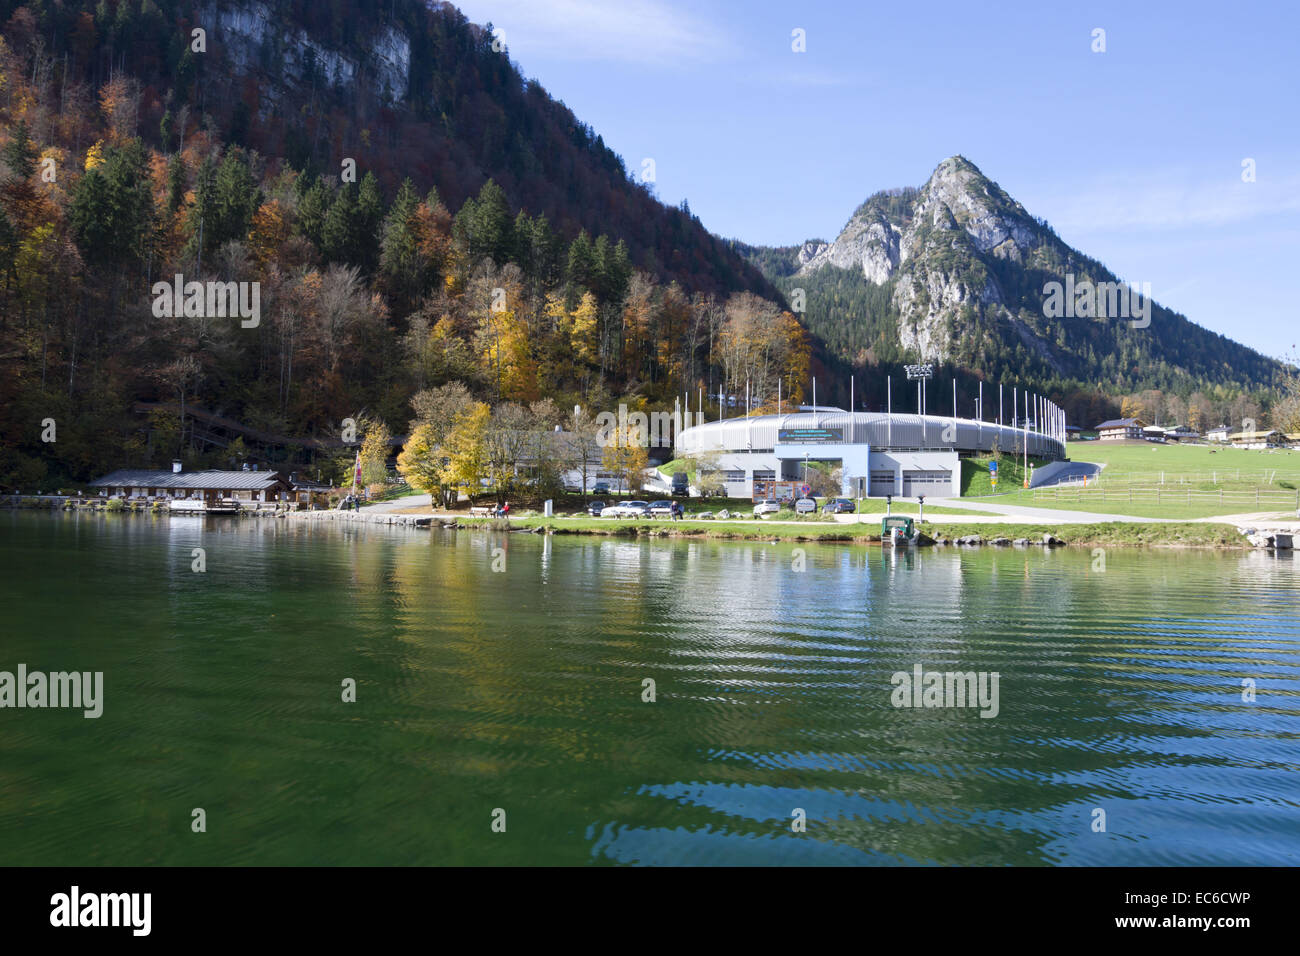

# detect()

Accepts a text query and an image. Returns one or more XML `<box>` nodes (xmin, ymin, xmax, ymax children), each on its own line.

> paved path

<box><xmin>1033</xmin><ymin>461</ymin><xmax>1104</xmax><ymax>487</ymax></box>
<box><xmin>1196</xmin><ymin>511</ymin><xmax>1300</xmax><ymax>531</ymax></box>
<box><xmin>358</xmin><ymin>494</ymin><xmax>432</xmax><ymax>513</ymax></box>
<box><xmin>921</xmin><ymin>497</ymin><xmax>1170</xmax><ymax>523</ymax></box>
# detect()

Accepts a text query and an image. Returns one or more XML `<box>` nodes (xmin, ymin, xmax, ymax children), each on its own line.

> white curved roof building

<box><xmin>675</xmin><ymin>407</ymin><xmax>1065</xmax><ymax>499</ymax></box>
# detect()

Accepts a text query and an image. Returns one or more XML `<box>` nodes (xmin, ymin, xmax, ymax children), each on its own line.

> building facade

<box><xmin>1229</xmin><ymin>430</ymin><xmax>1287</xmax><ymax>449</ymax></box>
<box><xmin>1095</xmin><ymin>418</ymin><xmax>1147</xmax><ymax>441</ymax></box>
<box><xmin>90</xmin><ymin>469</ymin><xmax>305</xmax><ymax>504</ymax></box>
<box><xmin>674</xmin><ymin>408</ymin><xmax>1066</xmax><ymax>499</ymax></box>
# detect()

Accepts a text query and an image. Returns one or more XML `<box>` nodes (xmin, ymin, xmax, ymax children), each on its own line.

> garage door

<box><xmin>901</xmin><ymin>470</ymin><xmax>952</xmax><ymax>497</ymax></box>
<box><xmin>868</xmin><ymin>470</ymin><xmax>896</xmax><ymax>496</ymax></box>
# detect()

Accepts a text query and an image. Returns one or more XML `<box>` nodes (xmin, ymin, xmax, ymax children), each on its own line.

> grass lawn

<box><xmin>455</xmin><ymin>515</ymin><xmax>1250</xmax><ymax>548</ymax></box>
<box><xmin>923</xmin><ymin>521</ymin><xmax>1249</xmax><ymax>549</ymax></box>
<box><xmin>1063</xmin><ymin>440</ymin><xmax>1300</xmax><ymax>486</ymax></box>
<box><xmin>957</xmin><ymin>441</ymin><xmax>1300</xmax><ymax>519</ymax></box>
<box><xmin>364</xmin><ymin>483</ymin><xmax>423</xmax><ymax>503</ymax></box>
<box><xmin>961</xmin><ymin>455</ymin><xmax>1053</xmax><ymax>495</ymax></box>
<box><xmin>965</xmin><ymin>487</ymin><xmax>1299</xmax><ymax>520</ymax></box>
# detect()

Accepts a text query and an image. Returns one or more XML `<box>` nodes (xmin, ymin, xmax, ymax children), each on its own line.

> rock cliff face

<box><xmin>202</xmin><ymin>1</ymin><xmax>411</xmax><ymax>110</ymax></box>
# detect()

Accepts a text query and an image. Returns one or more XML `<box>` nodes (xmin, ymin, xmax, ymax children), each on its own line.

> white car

<box><xmin>600</xmin><ymin>501</ymin><xmax>650</xmax><ymax>518</ymax></box>
<box><xmin>753</xmin><ymin>499</ymin><xmax>780</xmax><ymax>517</ymax></box>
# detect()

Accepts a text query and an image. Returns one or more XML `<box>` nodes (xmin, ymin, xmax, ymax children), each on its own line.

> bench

<box><xmin>469</xmin><ymin>506</ymin><xmax>495</xmax><ymax>517</ymax></box>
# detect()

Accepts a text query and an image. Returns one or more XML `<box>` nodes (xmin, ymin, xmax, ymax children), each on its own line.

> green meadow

<box><xmin>965</xmin><ymin>441</ymin><xmax>1300</xmax><ymax>518</ymax></box>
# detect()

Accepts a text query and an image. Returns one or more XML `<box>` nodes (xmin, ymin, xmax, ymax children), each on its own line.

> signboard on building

<box><xmin>752</xmin><ymin>480</ymin><xmax>800</xmax><ymax>503</ymax></box>
<box><xmin>777</xmin><ymin>427</ymin><xmax>844</xmax><ymax>444</ymax></box>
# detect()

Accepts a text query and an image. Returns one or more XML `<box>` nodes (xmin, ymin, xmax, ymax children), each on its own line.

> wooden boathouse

<box><xmin>89</xmin><ymin>466</ymin><xmax>327</xmax><ymax>510</ymax></box>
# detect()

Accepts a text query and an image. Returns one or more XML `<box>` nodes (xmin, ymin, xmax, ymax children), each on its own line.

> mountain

<box><xmin>0</xmin><ymin>0</ymin><xmax>805</xmax><ymax>489</ymax></box>
<box><xmin>735</xmin><ymin>156</ymin><xmax>1282</xmax><ymax>403</ymax></box>
<box><xmin>0</xmin><ymin>0</ymin><xmax>778</xmax><ymax>301</ymax></box>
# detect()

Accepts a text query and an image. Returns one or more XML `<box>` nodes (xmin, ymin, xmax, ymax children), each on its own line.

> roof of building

<box><xmin>289</xmin><ymin>477</ymin><xmax>332</xmax><ymax>490</ymax></box>
<box><xmin>1095</xmin><ymin>418</ymin><xmax>1146</xmax><ymax>430</ymax></box>
<box><xmin>675</xmin><ymin>410</ymin><xmax>1065</xmax><ymax>458</ymax></box>
<box><xmin>90</xmin><ymin>469</ymin><xmax>289</xmax><ymax>489</ymax></box>
<box><xmin>1228</xmin><ymin>430</ymin><xmax>1283</xmax><ymax>440</ymax></box>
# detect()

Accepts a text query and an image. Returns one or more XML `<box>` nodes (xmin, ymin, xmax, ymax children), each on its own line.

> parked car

<box><xmin>647</xmin><ymin>500</ymin><xmax>674</xmax><ymax>517</ymax></box>
<box><xmin>586</xmin><ymin>500</ymin><xmax>607</xmax><ymax>517</ymax></box>
<box><xmin>822</xmin><ymin>498</ymin><xmax>856</xmax><ymax>514</ymax></box>
<box><xmin>592</xmin><ymin>482</ymin><xmax>611</xmax><ymax>496</ymax></box>
<box><xmin>601</xmin><ymin>501</ymin><xmax>650</xmax><ymax>518</ymax></box>
<box><xmin>671</xmin><ymin>472</ymin><xmax>689</xmax><ymax>496</ymax></box>
<box><xmin>753</xmin><ymin>499</ymin><xmax>780</xmax><ymax>517</ymax></box>
<box><xmin>794</xmin><ymin>497</ymin><xmax>818</xmax><ymax>514</ymax></box>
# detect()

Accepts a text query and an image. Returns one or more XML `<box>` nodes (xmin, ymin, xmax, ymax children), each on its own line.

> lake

<box><xmin>1</xmin><ymin>512</ymin><xmax>1297</xmax><ymax>865</ymax></box>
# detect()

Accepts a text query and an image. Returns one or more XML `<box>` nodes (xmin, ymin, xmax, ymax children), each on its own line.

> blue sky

<box><xmin>453</xmin><ymin>0</ymin><xmax>1298</xmax><ymax>360</ymax></box>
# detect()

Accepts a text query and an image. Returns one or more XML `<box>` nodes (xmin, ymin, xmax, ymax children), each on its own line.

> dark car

<box><xmin>586</xmin><ymin>500</ymin><xmax>607</xmax><ymax>517</ymax></box>
<box><xmin>670</xmin><ymin>472</ymin><xmax>689</xmax><ymax>496</ymax></box>
<box><xmin>822</xmin><ymin>498</ymin><xmax>856</xmax><ymax>514</ymax></box>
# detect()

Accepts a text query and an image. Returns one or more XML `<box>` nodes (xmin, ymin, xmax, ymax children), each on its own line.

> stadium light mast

<box><xmin>905</xmin><ymin>363</ymin><xmax>934</xmax><ymax>444</ymax></box>
<box><xmin>887</xmin><ymin>376</ymin><xmax>892</xmax><ymax>446</ymax></box>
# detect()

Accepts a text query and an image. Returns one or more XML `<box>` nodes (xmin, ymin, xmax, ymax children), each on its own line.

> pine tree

<box><xmin>165</xmin><ymin>154</ymin><xmax>186</xmax><ymax>215</ymax></box>
<box><xmin>68</xmin><ymin>139</ymin><xmax>155</xmax><ymax>271</ymax></box>
<box><xmin>297</xmin><ymin>177</ymin><xmax>330</xmax><ymax>250</ymax></box>
<box><xmin>209</xmin><ymin>149</ymin><xmax>260</xmax><ymax>249</ymax></box>
<box><xmin>356</xmin><ymin>172</ymin><xmax>384</xmax><ymax>273</ymax></box>
<box><xmin>322</xmin><ymin>184</ymin><xmax>360</xmax><ymax>265</ymax></box>
<box><xmin>456</xmin><ymin>178</ymin><xmax>512</xmax><ymax>265</ymax></box>
<box><xmin>379</xmin><ymin>178</ymin><xmax>422</xmax><ymax>311</ymax></box>
<box><xmin>3</xmin><ymin>120</ymin><xmax>37</xmax><ymax>181</ymax></box>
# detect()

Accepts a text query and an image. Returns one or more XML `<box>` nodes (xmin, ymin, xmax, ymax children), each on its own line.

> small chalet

<box><xmin>1095</xmin><ymin>418</ymin><xmax>1147</xmax><ymax>441</ymax></box>
<box><xmin>1228</xmin><ymin>430</ymin><xmax>1287</xmax><ymax>450</ymax></box>
<box><xmin>1161</xmin><ymin>425</ymin><xmax>1200</xmax><ymax>442</ymax></box>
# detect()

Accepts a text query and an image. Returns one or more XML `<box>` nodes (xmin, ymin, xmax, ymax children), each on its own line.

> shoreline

<box><xmin>399</xmin><ymin>512</ymin><xmax>1283</xmax><ymax>550</ymax></box>
<box><xmin>6</xmin><ymin>500</ymin><xmax>1292</xmax><ymax>550</ymax></box>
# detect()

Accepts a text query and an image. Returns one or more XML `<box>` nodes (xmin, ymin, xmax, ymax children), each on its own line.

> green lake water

<box><xmin>1</xmin><ymin>511</ymin><xmax>1298</xmax><ymax>865</ymax></box>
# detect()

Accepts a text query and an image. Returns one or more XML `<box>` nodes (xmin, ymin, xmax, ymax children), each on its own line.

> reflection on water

<box><xmin>1</xmin><ymin>512</ymin><xmax>1298</xmax><ymax>865</ymax></box>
